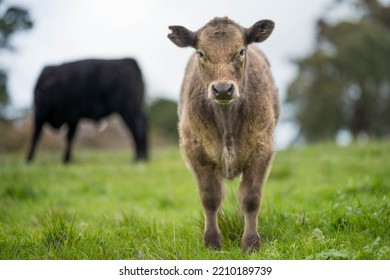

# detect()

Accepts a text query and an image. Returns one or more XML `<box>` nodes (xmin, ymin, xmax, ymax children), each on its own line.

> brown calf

<box><xmin>168</xmin><ymin>17</ymin><xmax>279</xmax><ymax>251</ymax></box>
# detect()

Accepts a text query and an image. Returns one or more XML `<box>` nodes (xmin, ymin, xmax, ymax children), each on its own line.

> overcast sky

<box><xmin>2</xmin><ymin>0</ymin><xmax>351</xmax><ymax>147</ymax></box>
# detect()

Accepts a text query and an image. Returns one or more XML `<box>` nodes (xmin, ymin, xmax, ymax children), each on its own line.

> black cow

<box><xmin>27</xmin><ymin>58</ymin><xmax>148</xmax><ymax>163</ymax></box>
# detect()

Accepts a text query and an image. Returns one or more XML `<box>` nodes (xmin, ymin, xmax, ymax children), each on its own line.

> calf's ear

<box><xmin>168</xmin><ymin>25</ymin><xmax>197</xmax><ymax>48</ymax></box>
<box><xmin>245</xmin><ymin>20</ymin><xmax>275</xmax><ymax>44</ymax></box>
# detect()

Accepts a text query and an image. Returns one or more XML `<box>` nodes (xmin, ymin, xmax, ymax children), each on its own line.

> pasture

<box><xmin>0</xmin><ymin>142</ymin><xmax>389</xmax><ymax>259</ymax></box>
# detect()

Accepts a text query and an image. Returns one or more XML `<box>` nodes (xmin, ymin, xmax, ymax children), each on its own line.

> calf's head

<box><xmin>168</xmin><ymin>17</ymin><xmax>274</xmax><ymax>104</ymax></box>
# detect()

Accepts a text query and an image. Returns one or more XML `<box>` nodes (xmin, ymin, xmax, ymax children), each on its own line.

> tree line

<box><xmin>287</xmin><ymin>0</ymin><xmax>390</xmax><ymax>142</ymax></box>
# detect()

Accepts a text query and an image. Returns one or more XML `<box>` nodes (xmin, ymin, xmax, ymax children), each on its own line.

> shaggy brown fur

<box><xmin>168</xmin><ymin>17</ymin><xmax>279</xmax><ymax>251</ymax></box>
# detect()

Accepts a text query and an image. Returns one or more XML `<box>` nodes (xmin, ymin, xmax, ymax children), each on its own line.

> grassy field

<box><xmin>0</xmin><ymin>142</ymin><xmax>389</xmax><ymax>260</ymax></box>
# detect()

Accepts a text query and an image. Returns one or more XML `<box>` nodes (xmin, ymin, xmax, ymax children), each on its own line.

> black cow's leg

<box><xmin>134</xmin><ymin>113</ymin><xmax>148</xmax><ymax>160</ymax></box>
<box><xmin>120</xmin><ymin>112</ymin><xmax>148</xmax><ymax>161</ymax></box>
<box><xmin>63</xmin><ymin>122</ymin><xmax>78</xmax><ymax>164</ymax></box>
<box><xmin>26</xmin><ymin>119</ymin><xmax>44</xmax><ymax>163</ymax></box>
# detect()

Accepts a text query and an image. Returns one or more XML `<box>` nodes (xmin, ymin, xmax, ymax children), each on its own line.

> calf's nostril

<box><xmin>212</xmin><ymin>85</ymin><xmax>219</xmax><ymax>95</ymax></box>
<box><xmin>227</xmin><ymin>84</ymin><xmax>233</xmax><ymax>93</ymax></box>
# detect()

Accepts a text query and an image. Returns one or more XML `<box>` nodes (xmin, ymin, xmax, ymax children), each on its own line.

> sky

<box><xmin>1</xmin><ymin>0</ymin><xmax>345</xmax><ymax>148</ymax></box>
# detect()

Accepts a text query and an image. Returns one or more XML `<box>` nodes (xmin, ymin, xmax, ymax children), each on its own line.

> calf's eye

<box><xmin>197</xmin><ymin>51</ymin><xmax>204</xmax><ymax>59</ymax></box>
<box><xmin>239</xmin><ymin>49</ymin><xmax>246</xmax><ymax>57</ymax></box>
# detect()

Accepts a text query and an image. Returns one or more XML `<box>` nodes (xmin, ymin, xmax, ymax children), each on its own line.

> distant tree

<box><xmin>148</xmin><ymin>98</ymin><xmax>179</xmax><ymax>144</ymax></box>
<box><xmin>287</xmin><ymin>0</ymin><xmax>390</xmax><ymax>142</ymax></box>
<box><xmin>0</xmin><ymin>0</ymin><xmax>33</xmax><ymax>119</ymax></box>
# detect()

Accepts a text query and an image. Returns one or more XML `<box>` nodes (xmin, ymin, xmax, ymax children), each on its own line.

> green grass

<box><xmin>0</xmin><ymin>142</ymin><xmax>389</xmax><ymax>259</ymax></box>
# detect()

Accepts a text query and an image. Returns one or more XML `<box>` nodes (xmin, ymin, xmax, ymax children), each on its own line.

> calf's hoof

<box><xmin>204</xmin><ymin>230</ymin><xmax>222</xmax><ymax>250</ymax></box>
<box><xmin>241</xmin><ymin>233</ymin><xmax>260</xmax><ymax>252</ymax></box>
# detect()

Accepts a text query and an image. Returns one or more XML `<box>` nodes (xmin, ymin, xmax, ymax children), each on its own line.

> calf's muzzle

<box><xmin>209</xmin><ymin>81</ymin><xmax>238</xmax><ymax>104</ymax></box>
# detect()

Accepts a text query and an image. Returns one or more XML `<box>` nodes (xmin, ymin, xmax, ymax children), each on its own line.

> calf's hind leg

<box><xmin>192</xmin><ymin>164</ymin><xmax>225</xmax><ymax>249</ymax></box>
<box><xmin>238</xmin><ymin>152</ymin><xmax>273</xmax><ymax>251</ymax></box>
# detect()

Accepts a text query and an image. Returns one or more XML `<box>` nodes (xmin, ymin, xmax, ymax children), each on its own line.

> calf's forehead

<box><xmin>197</xmin><ymin>23</ymin><xmax>245</xmax><ymax>58</ymax></box>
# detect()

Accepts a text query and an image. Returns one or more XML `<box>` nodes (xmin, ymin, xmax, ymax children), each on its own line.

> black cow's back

<box><xmin>34</xmin><ymin>58</ymin><xmax>144</xmax><ymax>128</ymax></box>
<box><xmin>27</xmin><ymin>57</ymin><xmax>148</xmax><ymax>163</ymax></box>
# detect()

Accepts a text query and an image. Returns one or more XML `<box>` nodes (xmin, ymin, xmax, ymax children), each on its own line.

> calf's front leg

<box><xmin>238</xmin><ymin>152</ymin><xmax>273</xmax><ymax>251</ymax></box>
<box><xmin>192</xmin><ymin>164</ymin><xmax>225</xmax><ymax>250</ymax></box>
